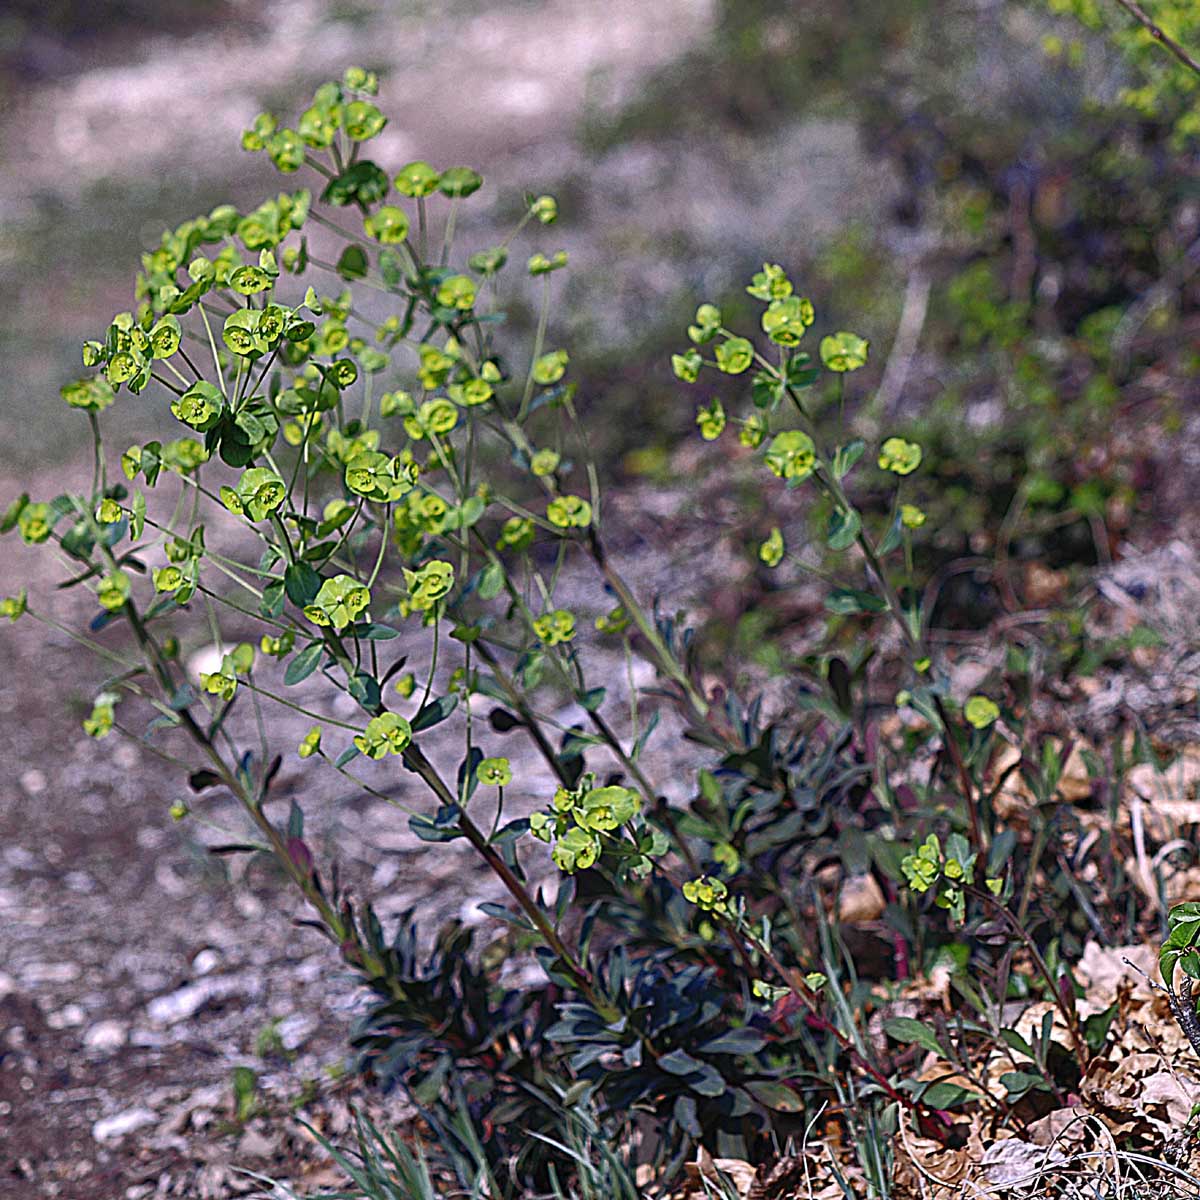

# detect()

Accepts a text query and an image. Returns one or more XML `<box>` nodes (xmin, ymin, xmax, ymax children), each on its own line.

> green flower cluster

<box><xmin>354</xmin><ymin>712</ymin><xmax>412</xmax><ymax>759</ymax></box>
<box><xmin>682</xmin><ymin>874</ymin><xmax>731</xmax><ymax>915</ymax></box>
<box><xmin>901</xmin><ymin>833</ymin><xmax>1000</xmax><ymax>923</ymax></box>
<box><xmin>199</xmin><ymin>643</ymin><xmax>255</xmax><ymax>703</ymax></box>
<box><xmin>304</xmin><ymin>575</ymin><xmax>371</xmax><ymax>630</ymax></box>
<box><xmin>530</xmin><ymin>777</ymin><xmax>662</xmax><ymax>877</ymax></box>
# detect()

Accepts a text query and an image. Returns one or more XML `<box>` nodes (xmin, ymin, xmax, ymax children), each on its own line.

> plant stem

<box><xmin>968</xmin><ymin>885</ymin><xmax>1088</xmax><ymax>1068</ymax></box>
<box><xmin>1107</xmin><ymin>0</ymin><xmax>1200</xmax><ymax>77</ymax></box>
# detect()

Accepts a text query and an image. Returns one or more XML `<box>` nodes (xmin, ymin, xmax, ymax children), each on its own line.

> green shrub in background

<box><xmin>5</xmin><ymin>35</ymin><xmax>1200</xmax><ymax>1196</ymax></box>
<box><xmin>576</xmin><ymin>0</ymin><xmax>1200</xmax><ymax>615</ymax></box>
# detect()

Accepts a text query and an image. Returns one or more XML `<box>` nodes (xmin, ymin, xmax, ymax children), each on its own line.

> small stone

<box><xmin>838</xmin><ymin>874</ymin><xmax>886</xmax><ymax>923</ymax></box>
<box><xmin>83</xmin><ymin>1019</ymin><xmax>127</xmax><ymax>1052</ymax></box>
<box><xmin>22</xmin><ymin>961</ymin><xmax>81</xmax><ymax>986</ymax></box>
<box><xmin>47</xmin><ymin>1003</ymin><xmax>86</xmax><ymax>1029</ymax></box>
<box><xmin>192</xmin><ymin>949</ymin><xmax>221</xmax><ymax>977</ymax></box>
<box><xmin>19</xmin><ymin>769</ymin><xmax>46</xmax><ymax>796</ymax></box>
<box><xmin>276</xmin><ymin>1013</ymin><xmax>316</xmax><ymax>1052</ymax></box>
<box><xmin>146</xmin><ymin>974</ymin><xmax>259</xmax><ymax>1025</ymax></box>
<box><xmin>93</xmin><ymin>1106</ymin><xmax>156</xmax><ymax>1143</ymax></box>
<box><xmin>146</xmin><ymin>984</ymin><xmax>208</xmax><ymax>1025</ymax></box>
<box><xmin>112</xmin><ymin>743</ymin><xmax>140</xmax><ymax>770</ymax></box>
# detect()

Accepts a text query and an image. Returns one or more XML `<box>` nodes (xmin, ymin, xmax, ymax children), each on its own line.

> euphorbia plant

<box><xmin>3</xmin><ymin>66</ymin><xmax>1088</xmax><ymax>1184</ymax></box>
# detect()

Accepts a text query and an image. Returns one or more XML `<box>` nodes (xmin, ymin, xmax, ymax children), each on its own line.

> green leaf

<box><xmin>658</xmin><ymin>1048</ymin><xmax>705</xmax><ymax>1076</ymax></box>
<box><xmin>998</xmin><ymin>1028</ymin><xmax>1034</xmax><ymax>1058</ymax></box>
<box><xmin>337</xmin><ymin>245</ymin><xmax>368</xmax><ymax>281</ymax></box>
<box><xmin>824</xmin><ymin>588</ymin><xmax>888</xmax><ymax>615</ymax></box>
<box><xmin>0</xmin><ymin>493</ymin><xmax>29</xmax><ymax>534</ymax></box>
<box><xmin>920</xmin><ymin>1081</ymin><xmax>980</xmax><ymax>1110</ymax></box>
<box><xmin>284</xmin><ymin>562</ymin><xmax>321</xmax><ymax>607</ymax></box>
<box><xmin>744</xmin><ymin>1080</ymin><xmax>804</xmax><ymax>1112</ymax></box>
<box><xmin>411</xmin><ymin>693</ymin><xmax>459</xmax><ymax>732</ymax></box>
<box><xmin>477</xmin><ymin>902</ymin><xmax>535</xmax><ymax>931</ymax></box>
<box><xmin>409</xmin><ymin>804</ymin><xmax>465</xmax><ymax>842</ymax></box>
<box><xmin>321</xmin><ymin>161</ymin><xmax>390</xmax><ymax>207</ymax></box>
<box><xmin>878</xmin><ymin>511</ymin><xmax>905</xmax><ymax>556</ymax></box>
<box><xmin>260</xmin><ymin>580</ymin><xmax>285</xmax><ymax>619</ymax></box>
<box><xmin>477</xmin><ymin>560</ymin><xmax>505</xmax><ymax>601</ymax></box>
<box><xmin>348</xmin><ymin>672</ymin><xmax>380</xmax><ymax>710</ymax></box>
<box><xmin>130</xmin><ymin>491</ymin><xmax>146</xmax><ymax>541</ymax></box>
<box><xmin>334</xmin><ymin>745</ymin><xmax>360</xmax><ymax>768</ymax></box>
<box><xmin>833</xmin><ymin>440</ymin><xmax>866</xmax><ymax>480</ymax></box>
<box><xmin>351</xmin><ymin>623</ymin><xmax>400</xmax><ymax>640</ymax></box>
<box><xmin>1084</xmin><ymin>1003</ymin><xmax>1118</xmax><ymax>1051</ymax></box>
<box><xmin>283</xmin><ymin>642</ymin><xmax>324</xmax><ymax>685</ymax></box>
<box><xmin>1000</xmin><ymin>1071</ymin><xmax>1050</xmax><ymax>1100</ymax></box>
<box><xmin>826</xmin><ymin>506</ymin><xmax>861</xmax><ymax>551</ymax></box>
<box><xmin>883</xmin><ymin>1017</ymin><xmax>946</xmax><ymax>1057</ymax></box>
<box><xmin>698</xmin><ymin>1028</ymin><xmax>767</xmax><ymax>1056</ymax></box>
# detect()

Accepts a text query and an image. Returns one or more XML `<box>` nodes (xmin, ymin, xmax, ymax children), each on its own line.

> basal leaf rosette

<box><xmin>304</xmin><ymin>574</ymin><xmax>371</xmax><ymax>630</ymax></box>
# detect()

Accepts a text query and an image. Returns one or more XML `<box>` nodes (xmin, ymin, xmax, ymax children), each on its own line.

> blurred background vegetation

<box><xmin>1</xmin><ymin>0</ymin><xmax>1196</xmax><ymax>611</ymax></box>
